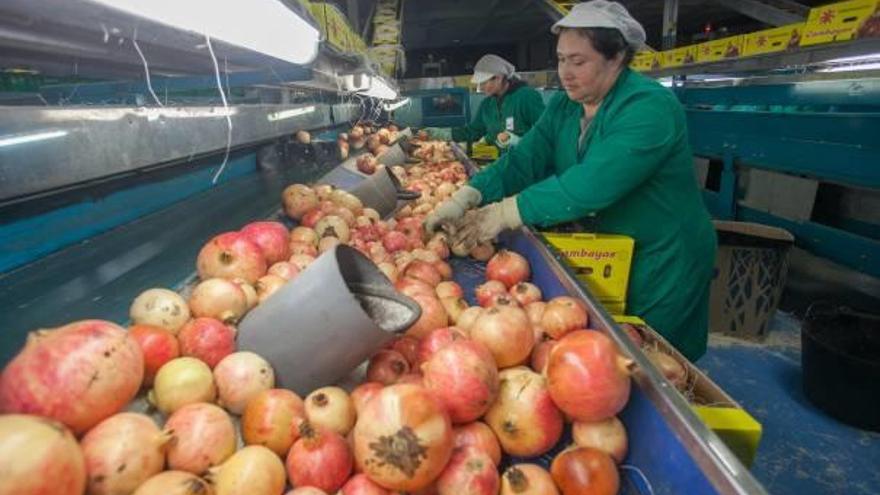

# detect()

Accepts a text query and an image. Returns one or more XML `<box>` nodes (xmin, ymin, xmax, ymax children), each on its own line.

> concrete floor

<box><xmin>697</xmin><ymin>312</ymin><xmax>880</xmax><ymax>495</ymax></box>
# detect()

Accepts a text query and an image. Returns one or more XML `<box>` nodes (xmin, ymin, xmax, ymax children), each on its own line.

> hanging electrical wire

<box><xmin>205</xmin><ymin>34</ymin><xmax>234</xmax><ymax>185</ymax></box>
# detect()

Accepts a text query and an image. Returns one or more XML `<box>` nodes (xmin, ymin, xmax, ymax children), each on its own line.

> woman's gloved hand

<box><xmin>424</xmin><ymin>185</ymin><xmax>482</xmax><ymax>233</ymax></box>
<box><xmin>496</xmin><ymin>131</ymin><xmax>521</xmax><ymax>150</ymax></box>
<box><xmin>451</xmin><ymin>196</ymin><xmax>522</xmax><ymax>250</ymax></box>
<box><xmin>423</xmin><ymin>127</ymin><xmax>453</xmax><ymax>141</ymax></box>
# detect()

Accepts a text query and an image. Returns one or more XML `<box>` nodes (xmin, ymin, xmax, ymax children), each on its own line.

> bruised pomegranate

<box><xmin>0</xmin><ymin>414</ymin><xmax>85</xmax><ymax>495</ymax></box>
<box><xmin>469</xmin><ymin>305</ymin><xmax>534</xmax><ymax>368</ymax></box>
<box><xmin>474</xmin><ymin>280</ymin><xmax>508</xmax><ymax>308</ymax></box>
<box><xmin>0</xmin><ymin>320</ymin><xmax>143</xmax><ymax>435</ymax></box>
<box><xmin>188</xmin><ymin>278</ymin><xmax>248</xmax><ymax>324</ymax></box>
<box><xmin>81</xmin><ymin>412</ymin><xmax>170</xmax><ymax>495</ymax></box>
<box><xmin>551</xmin><ymin>447</ymin><xmax>618</xmax><ymax>495</ymax></box>
<box><xmin>177</xmin><ymin>317</ymin><xmax>236</xmax><ymax>369</ymax></box>
<box><xmin>541</xmin><ymin>296</ymin><xmax>588</xmax><ymax>340</ymax></box>
<box><xmin>286</xmin><ymin>422</ymin><xmax>353</xmax><ymax>493</ymax></box>
<box><xmin>197</xmin><ymin>231</ymin><xmax>267</xmax><ymax>284</ymax></box>
<box><xmin>500</xmin><ymin>464</ymin><xmax>558</xmax><ymax>495</ymax></box>
<box><xmin>242</xmin><ymin>388</ymin><xmax>305</xmax><ymax>456</ymax></box>
<box><xmin>305</xmin><ymin>386</ymin><xmax>356</xmax><ymax>436</ymax></box>
<box><xmin>422</xmin><ymin>339</ymin><xmax>499</xmax><ymax>424</ymax></box>
<box><xmin>213</xmin><ymin>351</ymin><xmax>274</xmax><ymax>414</ymax></box>
<box><xmin>453</xmin><ymin>421</ymin><xmax>502</xmax><ymax>466</ymax></box>
<box><xmin>546</xmin><ymin>330</ymin><xmax>632</xmax><ymax>422</ymax></box>
<box><xmin>240</xmin><ymin>221</ymin><xmax>290</xmax><ymax>265</ymax></box>
<box><xmin>486</xmin><ymin>250</ymin><xmax>530</xmax><ymax>288</ymax></box>
<box><xmin>165</xmin><ymin>403</ymin><xmax>236</xmax><ymax>475</ymax></box>
<box><xmin>435</xmin><ymin>449</ymin><xmax>499</xmax><ymax>495</ymax></box>
<box><xmin>129</xmin><ymin>324</ymin><xmax>180</xmax><ymax>386</ymax></box>
<box><xmin>130</xmin><ymin>288</ymin><xmax>191</xmax><ymax>334</ymax></box>
<box><xmin>207</xmin><ymin>445</ymin><xmax>286</xmax><ymax>495</ymax></box>
<box><xmin>132</xmin><ymin>470</ymin><xmax>212</xmax><ymax>495</ymax></box>
<box><xmin>485</xmin><ymin>367</ymin><xmax>563</xmax><ymax>457</ymax></box>
<box><xmin>352</xmin><ymin>384</ymin><xmax>453</xmax><ymax>492</ymax></box>
<box><xmin>367</xmin><ymin>350</ymin><xmax>411</xmax><ymax>385</ymax></box>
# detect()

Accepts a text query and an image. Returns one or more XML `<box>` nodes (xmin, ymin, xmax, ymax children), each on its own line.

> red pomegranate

<box><xmin>417</xmin><ymin>326</ymin><xmax>467</xmax><ymax>366</ymax></box>
<box><xmin>404</xmin><ymin>294</ymin><xmax>449</xmax><ymax>339</ymax></box>
<box><xmin>366</xmin><ymin>350</ymin><xmax>411</xmax><ymax>385</ymax></box>
<box><xmin>177</xmin><ymin>317</ymin><xmax>236</xmax><ymax>369</ymax></box>
<box><xmin>453</xmin><ymin>421</ymin><xmax>502</xmax><ymax>466</ymax></box>
<box><xmin>474</xmin><ymin>280</ymin><xmax>508</xmax><ymax>308</ymax></box>
<box><xmin>469</xmin><ymin>305</ymin><xmax>534</xmax><ymax>368</ymax></box>
<box><xmin>0</xmin><ymin>414</ymin><xmax>86</xmax><ymax>495</ymax></box>
<box><xmin>129</xmin><ymin>324</ymin><xmax>180</xmax><ymax>386</ymax></box>
<box><xmin>0</xmin><ymin>320</ymin><xmax>143</xmax><ymax>435</ymax></box>
<box><xmin>240</xmin><ymin>221</ymin><xmax>291</xmax><ymax>265</ymax></box>
<box><xmin>485</xmin><ymin>367</ymin><xmax>563</xmax><ymax>457</ymax></box>
<box><xmin>508</xmin><ymin>282</ymin><xmax>542</xmax><ymax>306</ymax></box>
<box><xmin>196</xmin><ymin>231</ymin><xmax>267</xmax><ymax>284</ymax></box>
<box><xmin>550</xmin><ymin>447</ymin><xmax>619</xmax><ymax>495</ymax></box>
<box><xmin>286</xmin><ymin>422</ymin><xmax>353</xmax><ymax>493</ymax></box>
<box><xmin>435</xmin><ymin>448</ymin><xmax>499</xmax><ymax>495</ymax></box>
<box><xmin>541</xmin><ymin>296</ymin><xmax>588</xmax><ymax>340</ymax></box>
<box><xmin>485</xmin><ymin>250</ymin><xmax>530</xmax><ymax>288</ymax></box>
<box><xmin>242</xmin><ymin>388</ymin><xmax>305</xmax><ymax>457</ymax></box>
<box><xmin>422</xmin><ymin>339</ymin><xmax>499</xmax><ymax>424</ymax></box>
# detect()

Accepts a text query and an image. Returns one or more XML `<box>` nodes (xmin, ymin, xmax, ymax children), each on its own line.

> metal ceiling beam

<box><xmin>710</xmin><ymin>0</ymin><xmax>807</xmax><ymax>26</ymax></box>
<box><xmin>663</xmin><ymin>0</ymin><xmax>679</xmax><ymax>50</ymax></box>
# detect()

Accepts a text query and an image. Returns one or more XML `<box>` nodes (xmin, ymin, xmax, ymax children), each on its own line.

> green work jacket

<box><xmin>452</xmin><ymin>80</ymin><xmax>545</xmax><ymax>147</ymax></box>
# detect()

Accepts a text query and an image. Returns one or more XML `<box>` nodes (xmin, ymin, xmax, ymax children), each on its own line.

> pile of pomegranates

<box><xmin>0</xmin><ymin>128</ymin><xmax>675</xmax><ymax>495</ymax></box>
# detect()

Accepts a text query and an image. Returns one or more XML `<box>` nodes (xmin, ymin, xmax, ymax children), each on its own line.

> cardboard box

<box><xmin>695</xmin><ymin>35</ymin><xmax>745</xmax><ymax>63</ymax></box>
<box><xmin>801</xmin><ymin>0</ymin><xmax>880</xmax><ymax>46</ymax></box>
<box><xmin>541</xmin><ymin>233</ymin><xmax>634</xmax><ymax>305</ymax></box>
<box><xmin>743</xmin><ymin>23</ymin><xmax>805</xmax><ymax>56</ymax></box>
<box><xmin>613</xmin><ymin>315</ymin><xmax>763</xmax><ymax>467</ymax></box>
<box><xmin>663</xmin><ymin>46</ymin><xmax>698</xmax><ymax>67</ymax></box>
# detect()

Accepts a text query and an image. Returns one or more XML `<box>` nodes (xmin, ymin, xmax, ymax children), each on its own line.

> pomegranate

<box><xmin>130</xmin><ymin>288</ymin><xmax>191</xmax><ymax>334</ymax></box>
<box><xmin>315</xmin><ymin>215</ymin><xmax>351</xmax><ymax>244</ymax></box>
<box><xmin>397</xmin><ymin>373</ymin><xmax>424</xmax><ymax>386</ymax></box>
<box><xmin>525</xmin><ymin>302</ymin><xmax>547</xmax><ymax>342</ymax></box>
<box><xmin>213</xmin><ymin>351</ymin><xmax>274</xmax><ymax>414</ymax></box>
<box><xmin>417</xmin><ymin>326</ymin><xmax>466</xmax><ymax>365</ymax></box>
<box><xmin>377</xmin><ymin>262</ymin><xmax>399</xmax><ymax>283</ymax></box>
<box><xmin>301</xmin><ymin>209</ymin><xmax>327</xmax><ymax>229</ymax></box>
<box><xmin>572</xmin><ymin>416</ymin><xmax>628</xmax><ymax>463</ymax></box>
<box><xmin>393</xmin><ymin>251</ymin><xmax>415</xmax><ymax>272</ymax></box>
<box><xmin>411</xmin><ymin>249</ymin><xmax>440</xmax><ymax>264</ymax></box>
<box><xmin>382</xmin><ymin>231</ymin><xmax>410</xmax><ymax>253</ymax></box>
<box><xmin>287</xmin><ymin>488</ymin><xmax>327</xmax><ymax>495</ymax></box>
<box><xmin>440</xmin><ymin>297</ymin><xmax>469</xmax><ymax>324</ymax></box>
<box><xmin>305</xmin><ymin>386</ymin><xmax>356</xmax><ymax>436</ymax></box>
<box><xmin>644</xmin><ymin>349</ymin><xmax>687</xmax><ymax>389</ymax></box>
<box><xmin>469</xmin><ymin>243</ymin><xmax>495</xmax><ymax>261</ymax></box>
<box><xmin>433</xmin><ymin>260</ymin><xmax>454</xmax><ymax>281</ymax></box>
<box><xmin>474</xmin><ymin>280</ymin><xmax>508</xmax><ymax>308</ymax></box>
<box><xmin>313</xmin><ymin>184</ymin><xmax>334</xmax><ymax>200</ymax></box>
<box><xmin>435</xmin><ymin>281</ymin><xmax>464</xmax><ymax>299</ymax></box>
<box><xmin>395</xmin><ymin>277</ymin><xmax>436</xmax><ymax>299</ymax></box>
<box><xmin>290</xmin><ymin>226</ymin><xmax>319</xmax><ymax>247</ymax></box>
<box><xmin>357</xmin><ymin>154</ymin><xmax>378</xmax><ymax>174</ymax></box>
<box><xmin>165</xmin><ymin>403</ymin><xmax>236</xmax><ymax>475</ymax></box>
<box><xmin>453</xmin><ymin>422</ymin><xmax>502</xmax><ymax>466</ymax></box>
<box><xmin>129</xmin><ymin>324</ymin><xmax>181</xmax><ymax>386</ymax></box>
<box><xmin>289</xmin><ymin>254</ymin><xmax>316</xmax><ymax>272</ymax></box>
<box><xmin>436</xmin><ymin>449</ymin><xmax>499</xmax><ymax>495</ymax></box>
<box><xmin>242</xmin><ymin>388</ymin><xmax>305</xmax><ymax>456</ymax></box>
<box><xmin>289</xmin><ymin>241</ymin><xmax>319</xmax><ymax>257</ymax></box>
<box><xmin>0</xmin><ymin>320</ymin><xmax>143</xmax><ymax>435</ymax></box>
<box><xmin>546</xmin><ymin>330</ymin><xmax>633</xmax><ymax>422</ymax></box>
<box><xmin>469</xmin><ymin>305</ymin><xmax>534</xmax><ymax>368</ymax></box>
<box><xmin>0</xmin><ymin>414</ymin><xmax>85</xmax><ymax>495</ymax></box>
<box><xmin>286</xmin><ymin>422</ymin><xmax>353</xmax><ymax>493</ymax></box>
<box><xmin>207</xmin><ymin>445</ymin><xmax>286</xmax><ymax>495</ymax></box>
<box><xmin>341</xmin><ymin>473</ymin><xmax>391</xmax><ymax>495</ymax></box>
<box><xmin>485</xmin><ymin>367</ymin><xmax>563</xmax><ymax>457</ymax></box>
<box><xmin>149</xmin><ymin>357</ymin><xmax>217</xmax><ymax>415</ymax></box>
<box><xmin>283</xmin><ymin>184</ymin><xmax>319</xmax><ymax>220</ymax></box>
<box><xmin>177</xmin><ymin>317</ymin><xmax>236</xmax><ymax>369</ymax></box>
<box><xmin>488</xmin><ymin>293</ymin><xmax>520</xmax><ymax>308</ymax></box>
<box><xmin>404</xmin><ymin>294</ymin><xmax>449</xmax><ymax>339</ymax></box>
<box><xmin>389</xmin><ymin>335</ymin><xmax>420</xmax><ymax>367</ymax></box>
<box><xmin>541</xmin><ymin>297</ymin><xmax>588</xmax><ymax>340</ymax></box>
<box><xmin>620</xmin><ymin>323</ymin><xmax>644</xmax><ymax>347</ymax></box>
<box><xmin>132</xmin><ymin>471</ymin><xmax>212</xmax><ymax>495</ymax></box>
<box><xmin>256</xmin><ymin>274</ymin><xmax>288</xmax><ymax>303</ymax></box>
<box><xmin>551</xmin><ymin>447</ymin><xmax>618</xmax><ymax>495</ymax></box>
<box><xmin>232</xmin><ymin>279</ymin><xmax>258</xmax><ymax>310</ymax></box>
<box><xmin>268</xmin><ymin>261</ymin><xmax>300</xmax><ymax>280</ymax></box>
<box><xmin>296</xmin><ymin>130</ymin><xmax>312</xmax><ymax>144</ymax></box>
<box><xmin>456</xmin><ymin>307</ymin><xmax>484</xmax><ymax>333</ymax></box>
<box><xmin>500</xmin><ymin>464</ymin><xmax>558</xmax><ymax>495</ymax></box>
<box><xmin>530</xmin><ymin>339</ymin><xmax>557</xmax><ymax>374</ymax></box>
<box><xmin>241</xmin><ymin>221</ymin><xmax>290</xmax><ymax>265</ymax></box>
<box><xmin>197</xmin><ymin>231</ymin><xmax>267</xmax><ymax>284</ymax></box>
<box><xmin>427</xmin><ymin>234</ymin><xmax>450</xmax><ymax>260</ymax></box>
<box><xmin>362</xmin><ymin>208</ymin><xmax>381</xmax><ymax>223</ymax></box>
<box><xmin>350</xmin><ymin>382</ymin><xmax>384</xmax><ymax>415</ymax></box>
<box><xmin>81</xmin><ymin>412</ymin><xmax>170</xmax><ymax>495</ymax></box>
<box><xmin>404</xmin><ymin>260</ymin><xmax>443</xmax><ymax>287</ymax></box>
<box><xmin>352</xmin><ymin>384</ymin><xmax>453</xmax><ymax>492</ymax></box>
<box><xmin>188</xmin><ymin>278</ymin><xmax>249</xmax><ymax>324</ymax></box>
<box><xmin>423</xmin><ymin>339</ymin><xmax>499</xmax><ymax>423</ymax></box>
<box><xmin>486</xmin><ymin>251</ymin><xmax>530</xmax><ymax>288</ymax></box>
<box><xmin>509</xmin><ymin>282</ymin><xmax>542</xmax><ymax>306</ymax></box>
<box><xmin>367</xmin><ymin>349</ymin><xmax>411</xmax><ymax>385</ymax></box>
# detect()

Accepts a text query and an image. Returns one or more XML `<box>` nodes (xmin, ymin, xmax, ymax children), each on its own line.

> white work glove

<box><xmin>496</xmin><ymin>132</ymin><xmax>521</xmax><ymax>149</ymax></box>
<box><xmin>451</xmin><ymin>196</ymin><xmax>522</xmax><ymax>251</ymax></box>
<box><xmin>424</xmin><ymin>127</ymin><xmax>452</xmax><ymax>141</ymax></box>
<box><xmin>424</xmin><ymin>185</ymin><xmax>482</xmax><ymax>233</ymax></box>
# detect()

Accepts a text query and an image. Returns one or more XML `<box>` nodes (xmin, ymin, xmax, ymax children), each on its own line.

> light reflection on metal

<box><xmin>0</xmin><ymin>130</ymin><xmax>68</xmax><ymax>148</ymax></box>
<box><xmin>267</xmin><ymin>105</ymin><xmax>316</xmax><ymax>122</ymax></box>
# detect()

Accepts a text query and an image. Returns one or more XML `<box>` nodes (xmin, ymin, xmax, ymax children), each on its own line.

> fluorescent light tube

<box><xmin>89</xmin><ymin>0</ymin><xmax>320</xmax><ymax>64</ymax></box>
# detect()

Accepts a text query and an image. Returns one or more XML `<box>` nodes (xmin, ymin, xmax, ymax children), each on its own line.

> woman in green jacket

<box><xmin>425</xmin><ymin>54</ymin><xmax>545</xmax><ymax>150</ymax></box>
<box><xmin>426</xmin><ymin>1</ymin><xmax>717</xmax><ymax>361</ymax></box>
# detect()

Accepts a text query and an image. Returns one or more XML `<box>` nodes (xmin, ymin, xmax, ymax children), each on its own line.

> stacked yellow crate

<box><xmin>370</xmin><ymin>0</ymin><xmax>403</xmax><ymax>77</ymax></box>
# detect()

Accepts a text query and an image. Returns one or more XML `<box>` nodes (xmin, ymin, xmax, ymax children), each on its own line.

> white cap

<box><xmin>471</xmin><ymin>54</ymin><xmax>516</xmax><ymax>84</ymax></box>
<box><xmin>551</xmin><ymin>0</ymin><xmax>647</xmax><ymax>49</ymax></box>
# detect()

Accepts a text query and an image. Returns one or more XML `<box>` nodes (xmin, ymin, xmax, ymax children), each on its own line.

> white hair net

<box><xmin>471</xmin><ymin>54</ymin><xmax>516</xmax><ymax>84</ymax></box>
<box><xmin>552</xmin><ymin>0</ymin><xmax>647</xmax><ymax>49</ymax></box>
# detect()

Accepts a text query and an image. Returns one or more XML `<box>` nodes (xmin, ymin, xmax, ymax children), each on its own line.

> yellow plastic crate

<box><xmin>663</xmin><ymin>46</ymin><xmax>698</xmax><ymax>67</ymax></box>
<box><xmin>601</xmin><ymin>300</ymin><xmax>627</xmax><ymax>316</ymax></box>
<box><xmin>541</xmin><ymin>232</ymin><xmax>634</xmax><ymax>305</ymax></box>
<box><xmin>743</xmin><ymin>24</ymin><xmax>805</xmax><ymax>56</ymax></box>
<box><xmin>629</xmin><ymin>51</ymin><xmax>657</xmax><ymax>71</ymax></box>
<box><xmin>801</xmin><ymin>0</ymin><xmax>879</xmax><ymax>46</ymax></box>
<box><xmin>695</xmin><ymin>35</ymin><xmax>745</xmax><ymax>63</ymax></box>
<box><xmin>471</xmin><ymin>142</ymin><xmax>499</xmax><ymax>161</ymax></box>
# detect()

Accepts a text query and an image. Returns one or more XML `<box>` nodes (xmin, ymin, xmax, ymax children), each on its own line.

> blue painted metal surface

<box><xmin>39</xmin><ymin>66</ymin><xmax>312</xmax><ymax>105</ymax></box>
<box><xmin>403</xmin><ymin>88</ymin><xmax>471</xmax><ymax>128</ymax></box>
<box><xmin>0</xmin><ymin>154</ymin><xmax>256</xmax><ymax>274</ymax></box>
<box><xmin>680</xmin><ymin>80</ymin><xmax>880</xmax><ymax>277</ymax></box>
